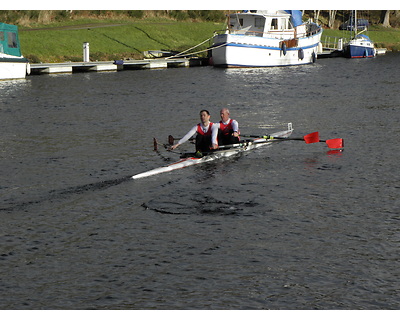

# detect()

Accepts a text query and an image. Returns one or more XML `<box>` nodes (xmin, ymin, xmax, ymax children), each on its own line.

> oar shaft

<box><xmin>270</xmin><ymin>136</ymin><xmax>305</xmax><ymax>141</ymax></box>
<box><xmin>241</xmin><ymin>132</ymin><xmax>343</xmax><ymax>148</ymax></box>
<box><xmin>241</xmin><ymin>134</ymin><xmax>305</xmax><ymax>141</ymax></box>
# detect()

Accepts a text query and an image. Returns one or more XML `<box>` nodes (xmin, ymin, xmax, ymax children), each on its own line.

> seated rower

<box><xmin>170</xmin><ymin>110</ymin><xmax>219</xmax><ymax>155</ymax></box>
<box><xmin>217</xmin><ymin>107</ymin><xmax>240</xmax><ymax>146</ymax></box>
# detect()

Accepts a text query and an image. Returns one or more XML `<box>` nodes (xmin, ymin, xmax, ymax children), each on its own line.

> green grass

<box><xmin>19</xmin><ymin>19</ymin><xmax>225</xmax><ymax>63</ymax></box>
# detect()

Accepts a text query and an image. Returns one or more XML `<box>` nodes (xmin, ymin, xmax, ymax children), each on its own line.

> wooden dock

<box><xmin>29</xmin><ymin>57</ymin><xmax>209</xmax><ymax>75</ymax></box>
<box><xmin>317</xmin><ymin>48</ymin><xmax>344</xmax><ymax>58</ymax></box>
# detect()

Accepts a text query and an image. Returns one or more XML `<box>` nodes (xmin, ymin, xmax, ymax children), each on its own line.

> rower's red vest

<box><xmin>219</xmin><ymin>119</ymin><xmax>234</xmax><ymax>136</ymax></box>
<box><xmin>197</xmin><ymin>122</ymin><xmax>214</xmax><ymax>136</ymax></box>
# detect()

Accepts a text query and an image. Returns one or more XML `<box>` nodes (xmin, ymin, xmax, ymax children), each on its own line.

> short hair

<box><xmin>199</xmin><ymin>109</ymin><xmax>210</xmax><ymax>115</ymax></box>
<box><xmin>220</xmin><ymin>108</ymin><xmax>230</xmax><ymax>114</ymax></box>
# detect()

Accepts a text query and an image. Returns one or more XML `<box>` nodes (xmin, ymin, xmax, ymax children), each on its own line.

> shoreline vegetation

<box><xmin>2</xmin><ymin>10</ymin><xmax>400</xmax><ymax>63</ymax></box>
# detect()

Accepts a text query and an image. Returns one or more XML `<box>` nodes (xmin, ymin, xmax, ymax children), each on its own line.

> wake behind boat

<box><xmin>210</xmin><ymin>10</ymin><xmax>322</xmax><ymax>67</ymax></box>
<box><xmin>132</xmin><ymin>123</ymin><xmax>294</xmax><ymax>180</ymax></box>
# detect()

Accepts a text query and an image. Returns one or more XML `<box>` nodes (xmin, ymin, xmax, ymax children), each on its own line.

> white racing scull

<box><xmin>132</xmin><ymin>123</ymin><xmax>293</xmax><ymax>180</ymax></box>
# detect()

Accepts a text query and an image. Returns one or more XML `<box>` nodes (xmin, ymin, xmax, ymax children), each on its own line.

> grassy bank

<box><xmin>18</xmin><ymin>18</ymin><xmax>400</xmax><ymax>63</ymax></box>
<box><xmin>19</xmin><ymin>18</ymin><xmax>225</xmax><ymax>63</ymax></box>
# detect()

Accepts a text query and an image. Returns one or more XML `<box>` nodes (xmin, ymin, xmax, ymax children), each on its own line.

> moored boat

<box><xmin>0</xmin><ymin>22</ymin><xmax>30</xmax><ymax>80</ymax></box>
<box><xmin>132</xmin><ymin>123</ymin><xmax>294</xmax><ymax>180</ymax></box>
<box><xmin>343</xmin><ymin>34</ymin><xmax>375</xmax><ymax>58</ymax></box>
<box><xmin>343</xmin><ymin>11</ymin><xmax>376</xmax><ymax>59</ymax></box>
<box><xmin>210</xmin><ymin>10</ymin><xmax>322</xmax><ymax>67</ymax></box>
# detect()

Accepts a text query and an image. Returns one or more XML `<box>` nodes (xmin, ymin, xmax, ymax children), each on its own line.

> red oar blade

<box><xmin>325</xmin><ymin>138</ymin><xmax>344</xmax><ymax>149</ymax></box>
<box><xmin>303</xmin><ymin>132</ymin><xmax>320</xmax><ymax>144</ymax></box>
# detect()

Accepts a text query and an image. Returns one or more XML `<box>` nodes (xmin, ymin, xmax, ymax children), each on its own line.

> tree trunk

<box><xmin>381</xmin><ymin>10</ymin><xmax>391</xmax><ymax>27</ymax></box>
<box><xmin>328</xmin><ymin>10</ymin><xmax>337</xmax><ymax>28</ymax></box>
<box><xmin>314</xmin><ymin>10</ymin><xmax>320</xmax><ymax>23</ymax></box>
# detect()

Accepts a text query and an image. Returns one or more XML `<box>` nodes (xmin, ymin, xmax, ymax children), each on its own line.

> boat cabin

<box><xmin>227</xmin><ymin>10</ymin><xmax>306</xmax><ymax>39</ymax></box>
<box><xmin>0</xmin><ymin>22</ymin><xmax>23</xmax><ymax>58</ymax></box>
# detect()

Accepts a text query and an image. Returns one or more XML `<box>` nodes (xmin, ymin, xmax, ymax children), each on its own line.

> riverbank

<box><xmin>19</xmin><ymin>18</ymin><xmax>224</xmax><ymax>63</ymax></box>
<box><xmin>18</xmin><ymin>18</ymin><xmax>400</xmax><ymax>63</ymax></box>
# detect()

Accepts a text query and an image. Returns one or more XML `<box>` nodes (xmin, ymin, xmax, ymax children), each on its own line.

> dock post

<box><xmin>338</xmin><ymin>38</ymin><xmax>343</xmax><ymax>51</ymax></box>
<box><xmin>83</xmin><ymin>42</ymin><xmax>90</xmax><ymax>62</ymax></box>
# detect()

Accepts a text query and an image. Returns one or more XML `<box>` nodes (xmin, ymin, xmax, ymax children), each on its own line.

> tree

<box><xmin>381</xmin><ymin>10</ymin><xmax>391</xmax><ymax>27</ymax></box>
<box><xmin>314</xmin><ymin>10</ymin><xmax>320</xmax><ymax>23</ymax></box>
<box><xmin>328</xmin><ymin>10</ymin><xmax>337</xmax><ymax>28</ymax></box>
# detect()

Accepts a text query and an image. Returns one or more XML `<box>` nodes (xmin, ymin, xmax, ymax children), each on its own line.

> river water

<box><xmin>1</xmin><ymin>52</ymin><xmax>399</xmax><ymax>310</ymax></box>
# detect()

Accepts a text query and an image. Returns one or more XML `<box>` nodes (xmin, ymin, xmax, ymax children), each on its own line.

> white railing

<box><xmin>321</xmin><ymin>35</ymin><xmax>349</xmax><ymax>50</ymax></box>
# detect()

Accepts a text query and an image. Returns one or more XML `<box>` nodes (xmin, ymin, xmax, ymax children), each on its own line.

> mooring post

<box><xmin>83</xmin><ymin>42</ymin><xmax>90</xmax><ymax>62</ymax></box>
<box><xmin>338</xmin><ymin>38</ymin><xmax>343</xmax><ymax>51</ymax></box>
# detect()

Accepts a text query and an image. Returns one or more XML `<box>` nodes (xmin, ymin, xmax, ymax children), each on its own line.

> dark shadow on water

<box><xmin>0</xmin><ymin>175</ymin><xmax>132</xmax><ymax>212</ymax></box>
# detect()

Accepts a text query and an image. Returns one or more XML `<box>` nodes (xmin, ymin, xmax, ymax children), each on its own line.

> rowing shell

<box><xmin>132</xmin><ymin>123</ymin><xmax>293</xmax><ymax>180</ymax></box>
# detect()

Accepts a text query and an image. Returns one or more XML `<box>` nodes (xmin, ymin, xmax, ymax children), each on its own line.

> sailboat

<box><xmin>343</xmin><ymin>10</ymin><xmax>376</xmax><ymax>58</ymax></box>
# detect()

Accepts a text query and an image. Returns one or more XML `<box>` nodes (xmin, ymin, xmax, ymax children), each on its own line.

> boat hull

<box><xmin>344</xmin><ymin>44</ymin><xmax>375</xmax><ymax>58</ymax></box>
<box><xmin>0</xmin><ymin>58</ymin><xmax>30</xmax><ymax>80</ymax></box>
<box><xmin>211</xmin><ymin>32</ymin><xmax>321</xmax><ymax>67</ymax></box>
<box><xmin>132</xmin><ymin>124</ymin><xmax>293</xmax><ymax>179</ymax></box>
<box><xmin>343</xmin><ymin>35</ymin><xmax>376</xmax><ymax>58</ymax></box>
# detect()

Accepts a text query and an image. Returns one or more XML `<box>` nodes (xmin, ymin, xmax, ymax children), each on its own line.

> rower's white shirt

<box><xmin>178</xmin><ymin>122</ymin><xmax>219</xmax><ymax>145</ymax></box>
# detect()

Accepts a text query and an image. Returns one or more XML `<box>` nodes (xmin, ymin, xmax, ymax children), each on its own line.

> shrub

<box><xmin>127</xmin><ymin>10</ymin><xmax>144</xmax><ymax>19</ymax></box>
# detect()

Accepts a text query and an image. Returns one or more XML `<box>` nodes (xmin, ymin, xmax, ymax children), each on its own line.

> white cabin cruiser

<box><xmin>210</xmin><ymin>10</ymin><xmax>322</xmax><ymax>67</ymax></box>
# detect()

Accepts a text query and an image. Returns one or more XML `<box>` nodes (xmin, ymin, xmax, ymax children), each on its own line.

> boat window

<box><xmin>7</xmin><ymin>32</ymin><xmax>18</xmax><ymax>48</ymax></box>
<box><xmin>239</xmin><ymin>18</ymin><xmax>243</xmax><ymax>27</ymax></box>
<box><xmin>0</xmin><ymin>31</ymin><xmax>4</xmax><ymax>41</ymax></box>
<box><xmin>255</xmin><ymin>17</ymin><xmax>265</xmax><ymax>28</ymax></box>
<box><xmin>271</xmin><ymin>18</ymin><xmax>278</xmax><ymax>30</ymax></box>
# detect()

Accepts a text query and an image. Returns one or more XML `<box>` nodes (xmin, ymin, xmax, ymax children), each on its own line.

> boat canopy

<box><xmin>355</xmin><ymin>34</ymin><xmax>372</xmax><ymax>41</ymax></box>
<box><xmin>0</xmin><ymin>22</ymin><xmax>22</xmax><ymax>57</ymax></box>
<box><xmin>284</xmin><ymin>10</ymin><xmax>303</xmax><ymax>27</ymax></box>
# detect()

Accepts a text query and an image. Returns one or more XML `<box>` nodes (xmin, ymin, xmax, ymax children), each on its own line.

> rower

<box><xmin>217</xmin><ymin>108</ymin><xmax>240</xmax><ymax>146</ymax></box>
<box><xmin>169</xmin><ymin>110</ymin><xmax>219</xmax><ymax>155</ymax></box>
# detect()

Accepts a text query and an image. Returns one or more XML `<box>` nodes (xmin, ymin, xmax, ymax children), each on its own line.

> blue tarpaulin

<box><xmin>284</xmin><ymin>10</ymin><xmax>303</xmax><ymax>27</ymax></box>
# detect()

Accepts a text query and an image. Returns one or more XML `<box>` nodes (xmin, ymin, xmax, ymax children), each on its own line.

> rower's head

<box><xmin>220</xmin><ymin>108</ymin><xmax>230</xmax><ymax>122</ymax></box>
<box><xmin>199</xmin><ymin>109</ymin><xmax>211</xmax><ymax>125</ymax></box>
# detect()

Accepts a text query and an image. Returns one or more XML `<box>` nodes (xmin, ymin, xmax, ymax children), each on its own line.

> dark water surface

<box><xmin>1</xmin><ymin>53</ymin><xmax>399</xmax><ymax>309</ymax></box>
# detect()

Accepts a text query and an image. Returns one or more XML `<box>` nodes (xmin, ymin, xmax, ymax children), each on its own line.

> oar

<box><xmin>168</xmin><ymin>135</ymin><xmax>195</xmax><ymax>145</ymax></box>
<box><xmin>241</xmin><ymin>132</ymin><xmax>344</xmax><ymax>149</ymax></box>
<box><xmin>321</xmin><ymin>138</ymin><xmax>344</xmax><ymax>149</ymax></box>
<box><xmin>153</xmin><ymin>137</ymin><xmax>159</xmax><ymax>151</ymax></box>
<box><xmin>153</xmin><ymin>137</ymin><xmax>178</xmax><ymax>152</ymax></box>
<box><xmin>153</xmin><ymin>138</ymin><xmax>181</xmax><ymax>156</ymax></box>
